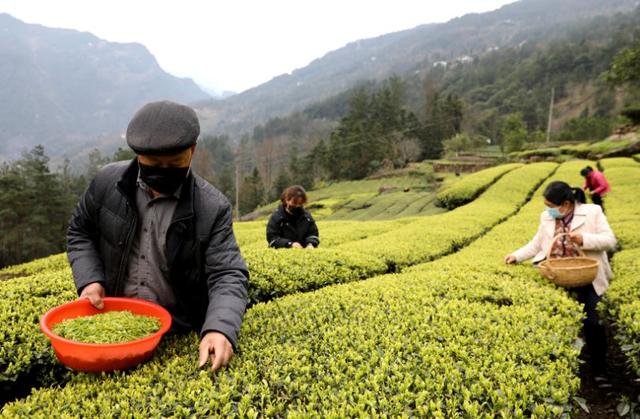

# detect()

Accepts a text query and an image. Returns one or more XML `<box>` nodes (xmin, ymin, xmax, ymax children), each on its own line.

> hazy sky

<box><xmin>2</xmin><ymin>0</ymin><xmax>515</xmax><ymax>94</ymax></box>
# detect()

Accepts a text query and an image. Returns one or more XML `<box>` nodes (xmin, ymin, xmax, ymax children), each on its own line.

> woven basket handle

<box><xmin>546</xmin><ymin>233</ymin><xmax>585</xmax><ymax>260</ymax></box>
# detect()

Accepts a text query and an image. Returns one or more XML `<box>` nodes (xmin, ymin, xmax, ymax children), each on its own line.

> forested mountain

<box><xmin>0</xmin><ymin>13</ymin><xmax>210</xmax><ymax>160</ymax></box>
<box><xmin>2</xmin><ymin>0</ymin><xmax>638</xmax><ymax>162</ymax></box>
<box><xmin>226</xmin><ymin>2</ymin><xmax>640</xmax><ymax>197</ymax></box>
<box><xmin>195</xmin><ymin>0</ymin><xmax>639</xmax><ymax>137</ymax></box>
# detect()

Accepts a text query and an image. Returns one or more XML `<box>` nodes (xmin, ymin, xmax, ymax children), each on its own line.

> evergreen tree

<box><xmin>238</xmin><ymin>167</ymin><xmax>265</xmax><ymax>215</ymax></box>
<box><xmin>85</xmin><ymin>149</ymin><xmax>110</xmax><ymax>179</ymax></box>
<box><xmin>606</xmin><ymin>41</ymin><xmax>640</xmax><ymax>86</ymax></box>
<box><xmin>323</xmin><ymin>77</ymin><xmax>425</xmax><ymax>180</ymax></box>
<box><xmin>308</xmin><ymin>139</ymin><xmax>329</xmax><ymax>180</ymax></box>
<box><xmin>111</xmin><ymin>147</ymin><xmax>136</xmax><ymax>162</ymax></box>
<box><xmin>0</xmin><ymin>146</ymin><xmax>73</xmax><ymax>267</ymax></box>
<box><xmin>217</xmin><ymin>167</ymin><xmax>236</xmax><ymax>206</ymax></box>
<box><xmin>271</xmin><ymin>168</ymin><xmax>291</xmax><ymax>202</ymax></box>
<box><xmin>501</xmin><ymin>113</ymin><xmax>528</xmax><ymax>153</ymax></box>
<box><xmin>419</xmin><ymin>93</ymin><xmax>464</xmax><ymax>159</ymax></box>
<box><xmin>199</xmin><ymin>135</ymin><xmax>237</xmax><ymax>202</ymax></box>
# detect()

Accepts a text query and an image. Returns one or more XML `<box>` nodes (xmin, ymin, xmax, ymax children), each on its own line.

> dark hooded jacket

<box><xmin>266</xmin><ymin>204</ymin><xmax>320</xmax><ymax>248</ymax></box>
<box><xmin>66</xmin><ymin>159</ymin><xmax>249</xmax><ymax>347</ymax></box>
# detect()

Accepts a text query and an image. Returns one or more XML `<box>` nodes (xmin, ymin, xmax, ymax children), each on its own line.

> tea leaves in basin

<box><xmin>52</xmin><ymin>311</ymin><xmax>161</xmax><ymax>344</ymax></box>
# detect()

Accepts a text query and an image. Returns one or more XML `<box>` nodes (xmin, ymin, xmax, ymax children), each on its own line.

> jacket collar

<box><xmin>570</xmin><ymin>203</ymin><xmax>587</xmax><ymax>230</ymax></box>
<box><xmin>116</xmin><ymin>158</ymin><xmax>140</xmax><ymax>204</ymax></box>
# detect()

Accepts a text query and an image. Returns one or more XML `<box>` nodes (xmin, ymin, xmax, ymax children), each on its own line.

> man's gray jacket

<box><xmin>66</xmin><ymin>159</ymin><xmax>249</xmax><ymax>347</ymax></box>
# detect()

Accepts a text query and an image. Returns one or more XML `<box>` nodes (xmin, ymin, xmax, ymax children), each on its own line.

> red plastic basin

<box><xmin>40</xmin><ymin>297</ymin><xmax>172</xmax><ymax>373</ymax></box>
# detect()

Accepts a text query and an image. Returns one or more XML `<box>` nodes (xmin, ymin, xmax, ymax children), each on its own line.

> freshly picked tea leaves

<box><xmin>53</xmin><ymin>311</ymin><xmax>162</xmax><ymax>344</ymax></box>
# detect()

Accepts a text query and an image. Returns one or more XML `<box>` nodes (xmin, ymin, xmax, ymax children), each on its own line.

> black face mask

<box><xmin>286</xmin><ymin>206</ymin><xmax>304</xmax><ymax>217</ymax></box>
<box><xmin>139</xmin><ymin>163</ymin><xmax>189</xmax><ymax>195</ymax></box>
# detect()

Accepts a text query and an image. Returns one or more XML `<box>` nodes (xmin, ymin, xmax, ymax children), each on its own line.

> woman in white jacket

<box><xmin>505</xmin><ymin>181</ymin><xmax>616</xmax><ymax>375</ymax></box>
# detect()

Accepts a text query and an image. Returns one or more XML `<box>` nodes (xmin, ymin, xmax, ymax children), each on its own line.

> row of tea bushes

<box><xmin>598</xmin><ymin>157</ymin><xmax>640</xmax><ymax>169</ymax></box>
<box><xmin>243</xmin><ymin>248</ymin><xmax>387</xmax><ymax>303</ymax></box>
<box><xmin>598</xmin><ymin>158</ymin><xmax>640</xmax><ymax>377</ymax></box>
<box><xmin>408</xmin><ymin>160</ymin><xmax>589</xmax><ymax>277</ymax></box>
<box><xmin>596</xmin><ymin>160</ymin><xmax>640</xmax><ymax>249</ymax></box>
<box><xmin>237</xmin><ymin>164</ymin><xmax>556</xmax><ymax>302</ymax></box>
<box><xmin>316</xmin><ymin>219</ymin><xmax>411</xmax><ymax>247</ymax></box>
<box><xmin>218</xmin><ymin>164</ymin><xmax>557</xmax><ymax>302</ymax></box>
<box><xmin>251</xmin><ymin>174</ymin><xmax>431</xmax><ymax>220</ymax></box>
<box><xmin>234</xmin><ymin>218</ymin><xmax>412</xmax><ymax>251</ymax></box>
<box><xmin>0</xmin><ymin>253</ymin><xmax>68</xmax><ymax>279</ymax></box>
<box><xmin>604</xmin><ymin>248</ymin><xmax>640</xmax><ymax>377</ymax></box>
<box><xmin>1</xmin><ymin>274</ymin><xmax>582</xmax><ymax>418</ymax></box>
<box><xmin>510</xmin><ymin>137</ymin><xmax>640</xmax><ymax>161</ymax></box>
<box><xmin>394</xmin><ymin>192</ymin><xmax>442</xmax><ymax>217</ymax></box>
<box><xmin>0</xmin><ymin>266</ymin><xmax>75</xmax><ymax>398</ymax></box>
<box><xmin>1</xmin><ymin>163</ymin><xmax>584</xmax><ymax>417</ymax></box>
<box><xmin>342</xmin><ymin>163</ymin><xmax>556</xmax><ymax>269</ymax></box>
<box><xmin>0</xmin><ymin>248</ymin><xmax>383</xmax><ymax>392</ymax></box>
<box><xmin>434</xmin><ymin>164</ymin><xmax>521</xmax><ymax>210</ymax></box>
<box><xmin>328</xmin><ymin>189</ymin><xmax>440</xmax><ymax>221</ymax></box>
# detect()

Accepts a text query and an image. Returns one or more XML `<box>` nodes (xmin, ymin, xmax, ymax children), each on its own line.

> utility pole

<box><xmin>546</xmin><ymin>87</ymin><xmax>555</xmax><ymax>145</ymax></box>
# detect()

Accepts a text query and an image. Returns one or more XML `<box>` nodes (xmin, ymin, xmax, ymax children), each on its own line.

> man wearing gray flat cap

<box><xmin>67</xmin><ymin>100</ymin><xmax>249</xmax><ymax>372</ymax></box>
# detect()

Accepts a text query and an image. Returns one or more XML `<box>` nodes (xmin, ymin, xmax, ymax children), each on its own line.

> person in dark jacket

<box><xmin>266</xmin><ymin>185</ymin><xmax>320</xmax><ymax>249</ymax></box>
<box><xmin>67</xmin><ymin>100</ymin><xmax>249</xmax><ymax>372</ymax></box>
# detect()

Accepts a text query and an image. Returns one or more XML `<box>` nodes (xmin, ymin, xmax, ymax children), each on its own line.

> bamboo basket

<box><xmin>538</xmin><ymin>233</ymin><xmax>599</xmax><ymax>288</ymax></box>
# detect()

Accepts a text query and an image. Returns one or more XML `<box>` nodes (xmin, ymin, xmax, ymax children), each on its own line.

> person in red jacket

<box><xmin>581</xmin><ymin>166</ymin><xmax>611</xmax><ymax>213</ymax></box>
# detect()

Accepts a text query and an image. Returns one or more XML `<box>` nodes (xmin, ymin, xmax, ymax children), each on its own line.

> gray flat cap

<box><xmin>126</xmin><ymin>100</ymin><xmax>200</xmax><ymax>155</ymax></box>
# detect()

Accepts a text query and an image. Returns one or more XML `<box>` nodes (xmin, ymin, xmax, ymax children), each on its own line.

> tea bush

<box><xmin>598</xmin><ymin>158</ymin><xmax>640</xmax><ymax>377</ymax></box>
<box><xmin>0</xmin><ymin>253</ymin><xmax>68</xmax><ymax>279</ymax></box>
<box><xmin>435</xmin><ymin>164</ymin><xmax>521</xmax><ymax>210</ymax></box>
<box><xmin>0</xmin><ymin>267</ymin><xmax>76</xmax><ymax>394</ymax></box>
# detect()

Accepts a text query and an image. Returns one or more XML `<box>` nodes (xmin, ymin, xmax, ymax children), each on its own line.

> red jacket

<box><xmin>584</xmin><ymin>170</ymin><xmax>611</xmax><ymax>195</ymax></box>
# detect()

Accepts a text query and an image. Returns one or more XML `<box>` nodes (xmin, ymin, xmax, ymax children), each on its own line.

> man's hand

<box><xmin>291</xmin><ymin>242</ymin><xmax>303</xmax><ymax>249</ymax></box>
<box><xmin>306</xmin><ymin>243</ymin><xmax>315</xmax><ymax>249</ymax></box>
<box><xmin>198</xmin><ymin>332</ymin><xmax>234</xmax><ymax>372</ymax></box>
<box><xmin>504</xmin><ymin>255</ymin><xmax>517</xmax><ymax>264</ymax></box>
<box><xmin>79</xmin><ymin>282</ymin><xmax>105</xmax><ymax>309</ymax></box>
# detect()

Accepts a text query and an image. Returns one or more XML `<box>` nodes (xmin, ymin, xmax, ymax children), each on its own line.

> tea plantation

<box><xmin>1</xmin><ymin>158</ymin><xmax>639</xmax><ymax>417</ymax></box>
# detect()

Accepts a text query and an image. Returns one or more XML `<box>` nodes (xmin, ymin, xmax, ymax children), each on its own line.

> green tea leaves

<box><xmin>52</xmin><ymin>311</ymin><xmax>161</xmax><ymax>344</ymax></box>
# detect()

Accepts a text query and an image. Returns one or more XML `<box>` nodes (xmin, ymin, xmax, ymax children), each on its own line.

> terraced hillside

<box><xmin>248</xmin><ymin>163</ymin><xmax>521</xmax><ymax>222</ymax></box>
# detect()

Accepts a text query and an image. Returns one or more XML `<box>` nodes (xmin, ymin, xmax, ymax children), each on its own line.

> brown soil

<box><xmin>575</xmin><ymin>320</ymin><xmax>640</xmax><ymax>418</ymax></box>
<box><xmin>0</xmin><ymin>271</ymin><xmax>27</xmax><ymax>281</ymax></box>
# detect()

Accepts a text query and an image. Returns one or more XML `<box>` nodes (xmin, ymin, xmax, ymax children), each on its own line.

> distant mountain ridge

<box><xmin>2</xmin><ymin>0</ymin><xmax>639</xmax><ymax>160</ymax></box>
<box><xmin>0</xmin><ymin>13</ymin><xmax>210</xmax><ymax>159</ymax></box>
<box><xmin>195</xmin><ymin>0</ymin><xmax>640</xmax><ymax>137</ymax></box>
